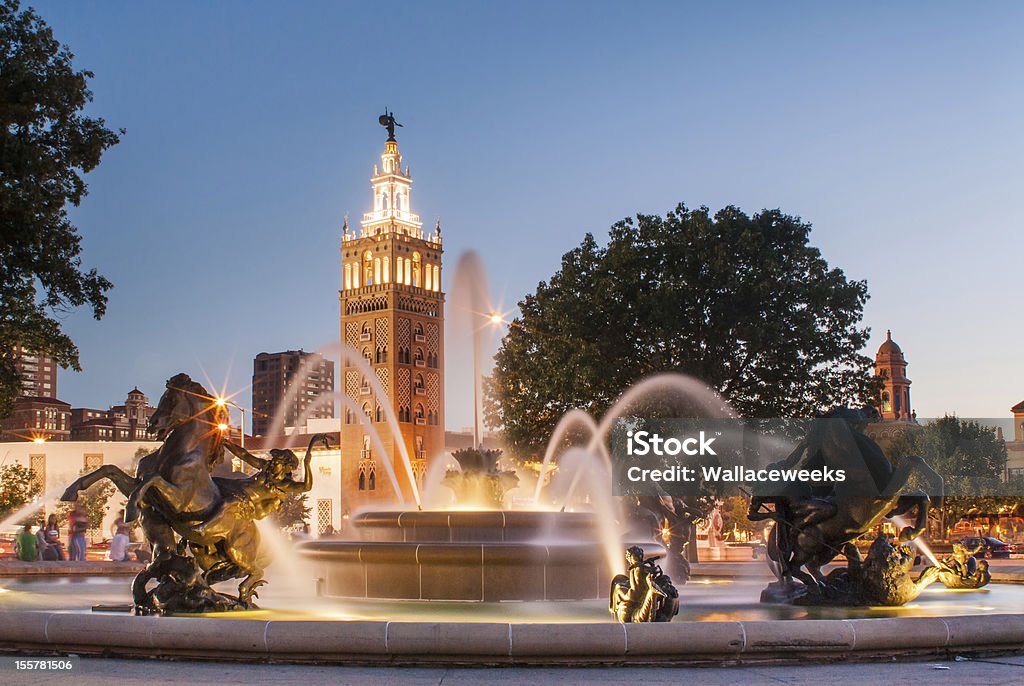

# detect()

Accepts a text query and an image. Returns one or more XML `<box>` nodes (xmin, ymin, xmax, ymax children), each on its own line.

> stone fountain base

<box><xmin>298</xmin><ymin>510</ymin><xmax>664</xmax><ymax>601</ymax></box>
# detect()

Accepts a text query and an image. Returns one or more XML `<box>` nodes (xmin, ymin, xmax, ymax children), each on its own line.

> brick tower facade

<box><xmin>339</xmin><ymin>117</ymin><xmax>444</xmax><ymax>508</ymax></box>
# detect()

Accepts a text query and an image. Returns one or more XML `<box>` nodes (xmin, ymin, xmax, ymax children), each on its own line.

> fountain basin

<box><xmin>3</xmin><ymin>609</ymin><xmax>1024</xmax><ymax>665</ymax></box>
<box><xmin>299</xmin><ymin>540</ymin><xmax>650</xmax><ymax>601</ymax></box>
<box><xmin>298</xmin><ymin>509</ymin><xmax>662</xmax><ymax>601</ymax></box>
<box><xmin>351</xmin><ymin>510</ymin><xmax>602</xmax><ymax>543</ymax></box>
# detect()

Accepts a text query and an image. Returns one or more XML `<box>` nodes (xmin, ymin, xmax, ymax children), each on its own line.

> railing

<box><xmin>414</xmin><ymin>418</ymin><xmax>426</xmax><ymax>426</ymax></box>
<box><xmin>414</xmin><ymin>387</ymin><xmax>426</xmax><ymax>396</ymax></box>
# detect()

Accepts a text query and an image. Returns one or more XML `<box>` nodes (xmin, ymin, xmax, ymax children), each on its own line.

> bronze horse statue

<box><xmin>748</xmin><ymin>408</ymin><xmax>943</xmax><ymax>594</ymax></box>
<box><xmin>61</xmin><ymin>373</ymin><xmax>310</xmax><ymax>612</ymax></box>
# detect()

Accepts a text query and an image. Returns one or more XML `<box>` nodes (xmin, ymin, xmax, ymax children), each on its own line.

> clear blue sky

<box><xmin>31</xmin><ymin>1</ymin><xmax>1024</xmax><ymax>431</ymax></box>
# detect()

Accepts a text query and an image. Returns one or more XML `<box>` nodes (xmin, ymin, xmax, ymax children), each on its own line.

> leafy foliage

<box><xmin>485</xmin><ymin>204</ymin><xmax>877</xmax><ymax>458</ymax></box>
<box><xmin>271</xmin><ymin>492</ymin><xmax>311</xmax><ymax>531</ymax></box>
<box><xmin>0</xmin><ymin>0</ymin><xmax>121</xmax><ymax>416</ymax></box>
<box><xmin>887</xmin><ymin>416</ymin><xmax>1016</xmax><ymax>527</ymax></box>
<box><xmin>0</xmin><ymin>463</ymin><xmax>41</xmax><ymax>518</ymax></box>
<box><xmin>57</xmin><ymin>468</ymin><xmax>115</xmax><ymax>530</ymax></box>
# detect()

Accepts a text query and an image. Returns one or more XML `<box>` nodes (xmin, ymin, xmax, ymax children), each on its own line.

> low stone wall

<box><xmin>2</xmin><ymin>611</ymin><xmax>1024</xmax><ymax>665</ymax></box>
<box><xmin>0</xmin><ymin>561</ymin><xmax>144</xmax><ymax>577</ymax></box>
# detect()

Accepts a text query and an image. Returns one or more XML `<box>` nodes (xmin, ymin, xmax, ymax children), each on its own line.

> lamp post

<box><xmin>214</xmin><ymin>397</ymin><xmax>246</xmax><ymax>449</ymax></box>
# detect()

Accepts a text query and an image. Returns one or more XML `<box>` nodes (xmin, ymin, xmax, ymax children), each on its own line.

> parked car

<box><xmin>956</xmin><ymin>536</ymin><xmax>1015</xmax><ymax>559</ymax></box>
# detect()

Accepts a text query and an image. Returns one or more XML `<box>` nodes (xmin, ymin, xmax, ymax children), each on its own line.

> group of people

<box><xmin>13</xmin><ymin>507</ymin><xmax>134</xmax><ymax>563</ymax></box>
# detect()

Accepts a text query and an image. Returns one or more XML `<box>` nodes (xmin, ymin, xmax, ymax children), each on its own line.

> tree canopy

<box><xmin>485</xmin><ymin>204</ymin><xmax>877</xmax><ymax>458</ymax></box>
<box><xmin>0</xmin><ymin>0</ymin><xmax>120</xmax><ymax>415</ymax></box>
<box><xmin>889</xmin><ymin>415</ymin><xmax>1010</xmax><ymax>504</ymax></box>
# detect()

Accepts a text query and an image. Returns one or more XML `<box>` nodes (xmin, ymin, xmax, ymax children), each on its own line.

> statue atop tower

<box><xmin>378</xmin><ymin>109</ymin><xmax>402</xmax><ymax>141</ymax></box>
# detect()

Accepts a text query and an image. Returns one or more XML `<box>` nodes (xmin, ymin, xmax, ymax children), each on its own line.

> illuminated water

<box><xmin>2</xmin><ymin>574</ymin><xmax>1019</xmax><ymax>623</ymax></box>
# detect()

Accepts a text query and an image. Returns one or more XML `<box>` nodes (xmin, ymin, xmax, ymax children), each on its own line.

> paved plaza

<box><xmin>5</xmin><ymin>655</ymin><xmax>1024</xmax><ymax>685</ymax></box>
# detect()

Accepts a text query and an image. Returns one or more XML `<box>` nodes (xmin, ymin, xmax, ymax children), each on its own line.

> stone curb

<box><xmin>2</xmin><ymin>611</ymin><xmax>1024</xmax><ymax>664</ymax></box>
<box><xmin>0</xmin><ymin>561</ymin><xmax>145</xmax><ymax>577</ymax></box>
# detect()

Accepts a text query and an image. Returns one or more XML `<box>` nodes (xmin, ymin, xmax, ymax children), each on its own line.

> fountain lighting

<box><xmin>890</xmin><ymin>514</ymin><xmax>943</xmax><ymax>568</ymax></box>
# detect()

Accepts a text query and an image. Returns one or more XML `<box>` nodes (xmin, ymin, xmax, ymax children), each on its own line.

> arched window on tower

<box><xmin>882</xmin><ymin>391</ymin><xmax>891</xmax><ymax>414</ymax></box>
<box><xmin>362</xmin><ymin>402</ymin><xmax>372</xmax><ymax>419</ymax></box>
<box><xmin>374</xmin><ymin>257</ymin><xmax>381</xmax><ymax>285</ymax></box>
<box><xmin>404</xmin><ymin>257</ymin><xmax>411</xmax><ymax>284</ymax></box>
<box><xmin>381</xmin><ymin>192</ymin><xmax>389</xmax><ymax>210</ymax></box>
<box><xmin>362</xmin><ymin>347</ymin><xmax>372</xmax><ymax>364</ymax></box>
<box><xmin>344</xmin><ymin>263</ymin><xmax>352</xmax><ymax>290</ymax></box>
<box><xmin>396</xmin><ymin>256</ymin><xmax>405</xmax><ymax>285</ymax></box>
<box><xmin>375</xmin><ymin>404</ymin><xmax>383</xmax><ymax>423</ymax></box>
<box><xmin>363</xmin><ymin>251</ymin><xmax>374</xmax><ymax>286</ymax></box>
<box><xmin>425</xmin><ymin>262</ymin><xmax>432</xmax><ymax>291</ymax></box>
<box><xmin>383</xmin><ymin>256</ymin><xmax>390</xmax><ymax>283</ymax></box>
<box><xmin>433</xmin><ymin>265</ymin><xmax>440</xmax><ymax>292</ymax></box>
<box><xmin>412</xmin><ymin>252</ymin><xmax>421</xmax><ymax>287</ymax></box>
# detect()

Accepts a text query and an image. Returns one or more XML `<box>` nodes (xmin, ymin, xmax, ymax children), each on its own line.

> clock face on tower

<box><xmin>338</xmin><ymin>124</ymin><xmax>445</xmax><ymax>507</ymax></box>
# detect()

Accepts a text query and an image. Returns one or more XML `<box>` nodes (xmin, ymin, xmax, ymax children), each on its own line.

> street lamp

<box><xmin>214</xmin><ymin>397</ymin><xmax>247</xmax><ymax>449</ymax></box>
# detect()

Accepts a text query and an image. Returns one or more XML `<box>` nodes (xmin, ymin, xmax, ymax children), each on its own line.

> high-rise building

<box><xmin>0</xmin><ymin>345</ymin><xmax>68</xmax><ymax>441</ymax></box>
<box><xmin>339</xmin><ymin>117</ymin><xmax>445</xmax><ymax>507</ymax></box>
<box><xmin>874</xmin><ymin>330</ymin><xmax>913</xmax><ymax>421</ymax></box>
<box><xmin>252</xmin><ymin>350</ymin><xmax>335</xmax><ymax>436</ymax></box>
<box><xmin>7</xmin><ymin>345</ymin><xmax>58</xmax><ymax>398</ymax></box>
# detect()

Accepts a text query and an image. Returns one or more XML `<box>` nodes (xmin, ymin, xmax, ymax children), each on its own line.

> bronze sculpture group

<box><xmin>61</xmin><ymin>373</ymin><xmax>326</xmax><ymax>615</ymax></box>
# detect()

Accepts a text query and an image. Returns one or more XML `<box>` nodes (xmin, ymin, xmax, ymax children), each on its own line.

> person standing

<box><xmin>68</xmin><ymin>504</ymin><xmax>89</xmax><ymax>561</ymax></box>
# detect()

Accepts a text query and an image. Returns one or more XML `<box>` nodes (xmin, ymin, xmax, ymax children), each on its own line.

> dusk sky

<box><xmin>31</xmin><ymin>1</ymin><xmax>1024</xmax><ymax>431</ymax></box>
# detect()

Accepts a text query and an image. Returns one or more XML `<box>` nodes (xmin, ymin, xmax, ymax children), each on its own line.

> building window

<box><xmin>411</xmin><ymin>252</ymin><xmax>421</xmax><ymax>287</ymax></box>
<box><xmin>29</xmin><ymin>454</ymin><xmax>45</xmax><ymax>493</ymax></box>
<box><xmin>363</xmin><ymin>251</ymin><xmax>374</xmax><ymax>286</ymax></box>
<box><xmin>316</xmin><ymin>499</ymin><xmax>333</xmax><ymax>535</ymax></box>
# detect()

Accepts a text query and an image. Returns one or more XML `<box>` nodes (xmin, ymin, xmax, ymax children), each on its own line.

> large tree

<box><xmin>888</xmin><ymin>416</ymin><xmax>1014</xmax><ymax>529</ymax></box>
<box><xmin>0</xmin><ymin>0</ymin><xmax>120</xmax><ymax>416</ymax></box>
<box><xmin>485</xmin><ymin>204</ymin><xmax>877</xmax><ymax>458</ymax></box>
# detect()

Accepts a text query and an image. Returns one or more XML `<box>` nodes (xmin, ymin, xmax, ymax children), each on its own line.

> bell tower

<box><xmin>874</xmin><ymin>330</ymin><xmax>912</xmax><ymax>421</ymax></box>
<box><xmin>339</xmin><ymin>113</ymin><xmax>445</xmax><ymax>509</ymax></box>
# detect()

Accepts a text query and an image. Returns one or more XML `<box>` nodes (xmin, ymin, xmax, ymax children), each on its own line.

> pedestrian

<box><xmin>109</xmin><ymin>509</ymin><xmax>131</xmax><ymax>562</ymax></box>
<box><xmin>68</xmin><ymin>504</ymin><xmax>89</xmax><ymax>561</ymax></box>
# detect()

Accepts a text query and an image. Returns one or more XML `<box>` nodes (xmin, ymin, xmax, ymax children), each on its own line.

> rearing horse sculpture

<box><xmin>61</xmin><ymin>373</ymin><xmax>239</xmax><ymax>612</ymax></box>
<box><xmin>748</xmin><ymin>408</ymin><xmax>943</xmax><ymax>595</ymax></box>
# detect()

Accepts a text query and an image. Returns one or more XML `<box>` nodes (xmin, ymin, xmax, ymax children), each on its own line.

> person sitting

<box><xmin>14</xmin><ymin>523</ymin><xmax>38</xmax><ymax>562</ymax></box>
<box><xmin>39</xmin><ymin>514</ymin><xmax>66</xmax><ymax>561</ymax></box>
<box><xmin>109</xmin><ymin>509</ymin><xmax>132</xmax><ymax>562</ymax></box>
